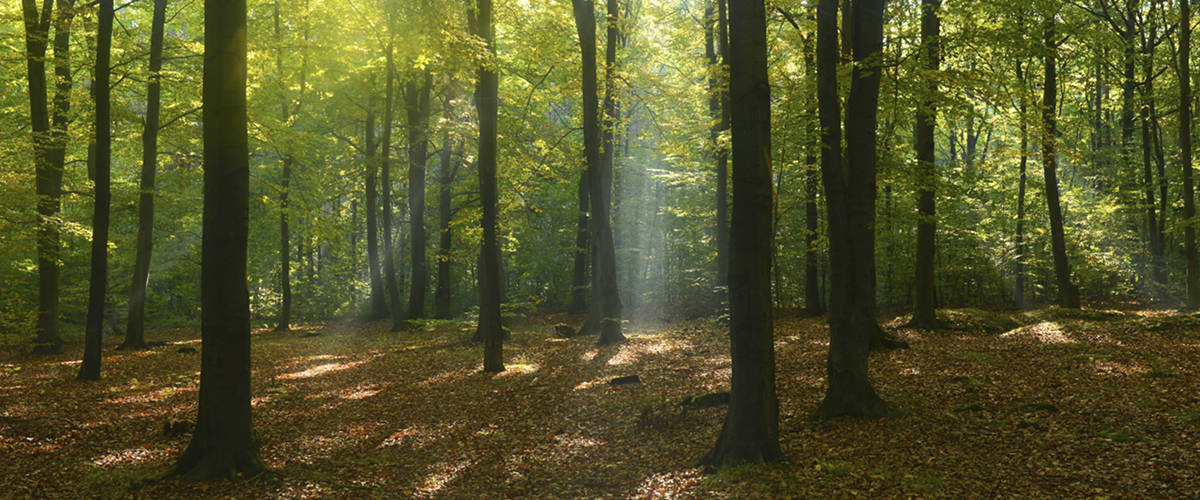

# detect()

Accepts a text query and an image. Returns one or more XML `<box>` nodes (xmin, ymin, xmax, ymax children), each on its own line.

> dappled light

<box><xmin>1000</xmin><ymin>321</ymin><xmax>1074</xmax><ymax>344</ymax></box>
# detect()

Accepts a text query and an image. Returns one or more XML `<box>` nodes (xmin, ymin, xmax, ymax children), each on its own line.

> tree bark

<box><xmin>715</xmin><ymin>0</ymin><xmax>730</xmax><ymax>287</ymax></box>
<box><xmin>802</xmin><ymin>25</ymin><xmax>824</xmax><ymax>317</ymax></box>
<box><xmin>1041</xmin><ymin>15</ymin><xmax>1081</xmax><ymax>309</ymax></box>
<box><xmin>580</xmin><ymin>0</ymin><xmax>625</xmax><ymax>345</ymax></box>
<box><xmin>476</xmin><ymin>0</ymin><xmax>504</xmax><ymax>372</ymax></box>
<box><xmin>700</xmin><ymin>0</ymin><xmax>782</xmax><ymax>468</ymax></box>
<box><xmin>406</xmin><ymin>71</ymin><xmax>433</xmax><ymax>320</ymax></box>
<box><xmin>569</xmin><ymin>168</ymin><xmax>590</xmax><ymax>314</ymax></box>
<box><xmin>23</xmin><ymin>0</ymin><xmax>64</xmax><ymax>354</ymax></box>
<box><xmin>434</xmin><ymin>130</ymin><xmax>457</xmax><ymax>319</ymax></box>
<box><xmin>272</xmin><ymin>0</ymin><xmax>294</xmax><ymax>333</ymax></box>
<box><xmin>173</xmin><ymin>0</ymin><xmax>265</xmax><ymax>479</ymax></box>
<box><xmin>911</xmin><ymin>0</ymin><xmax>939</xmax><ymax>329</ymax></box>
<box><xmin>364</xmin><ymin>109</ymin><xmax>388</xmax><ymax>319</ymax></box>
<box><xmin>79</xmin><ymin>0</ymin><xmax>113</xmax><ymax>381</ymax></box>
<box><xmin>1183</xmin><ymin>0</ymin><xmax>1199</xmax><ymax>308</ymax></box>
<box><xmin>1015</xmin><ymin>60</ymin><xmax>1028</xmax><ymax>309</ymax></box>
<box><xmin>1139</xmin><ymin>37</ymin><xmax>1165</xmax><ymax>293</ymax></box>
<box><xmin>813</xmin><ymin>0</ymin><xmax>899</xmax><ymax>419</ymax></box>
<box><xmin>382</xmin><ymin>41</ymin><xmax>405</xmax><ymax>331</ymax></box>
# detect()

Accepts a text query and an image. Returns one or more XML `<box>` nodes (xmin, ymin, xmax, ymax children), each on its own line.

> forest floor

<box><xmin>1</xmin><ymin>305</ymin><xmax>1199</xmax><ymax>498</ymax></box>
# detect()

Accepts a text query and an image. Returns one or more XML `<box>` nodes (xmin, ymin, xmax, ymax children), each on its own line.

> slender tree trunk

<box><xmin>715</xmin><ymin>0</ymin><xmax>730</xmax><ymax>287</ymax></box>
<box><xmin>434</xmin><ymin>132</ymin><xmax>457</xmax><ymax>319</ymax></box>
<box><xmin>79</xmin><ymin>0</ymin><xmax>113</xmax><ymax>381</ymax></box>
<box><xmin>173</xmin><ymin>0</ymin><xmax>265</xmax><ymax>479</ymax></box>
<box><xmin>1041</xmin><ymin>16</ymin><xmax>1081</xmax><ymax>309</ymax></box>
<box><xmin>569</xmin><ymin>168</ymin><xmax>590</xmax><ymax>314</ymax></box>
<box><xmin>802</xmin><ymin>27</ymin><xmax>824</xmax><ymax>316</ymax></box>
<box><xmin>476</xmin><ymin>0</ymin><xmax>504</xmax><ymax>372</ymax></box>
<box><xmin>272</xmin><ymin>0</ymin><xmax>294</xmax><ymax>332</ymax></box>
<box><xmin>24</xmin><ymin>0</ymin><xmax>64</xmax><ymax>354</ymax></box>
<box><xmin>406</xmin><ymin>71</ymin><xmax>433</xmax><ymax>320</ymax></box>
<box><xmin>1183</xmin><ymin>0</ymin><xmax>1199</xmax><ymax>308</ymax></box>
<box><xmin>364</xmin><ymin>109</ymin><xmax>388</xmax><ymax>319</ymax></box>
<box><xmin>1015</xmin><ymin>60</ymin><xmax>1028</xmax><ymax>309</ymax></box>
<box><xmin>911</xmin><ymin>0</ymin><xmax>939</xmax><ymax>329</ymax></box>
<box><xmin>382</xmin><ymin>41</ymin><xmax>405</xmax><ymax>331</ymax></box>
<box><xmin>1140</xmin><ymin>44</ymin><xmax>1165</xmax><ymax>293</ymax></box>
<box><xmin>814</xmin><ymin>0</ymin><xmax>898</xmax><ymax>419</ymax></box>
<box><xmin>700</xmin><ymin>0</ymin><xmax>782</xmax><ymax>468</ymax></box>
<box><xmin>125</xmin><ymin>0</ymin><xmax>166</xmax><ymax>347</ymax></box>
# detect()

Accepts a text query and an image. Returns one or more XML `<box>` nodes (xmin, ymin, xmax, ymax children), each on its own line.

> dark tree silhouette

<box><xmin>1182</xmin><ymin>0</ymin><xmax>1199</xmax><ymax>309</ymax></box>
<box><xmin>1040</xmin><ymin>14</ymin><xmax>1081</xmax><ymax>310</ymax></box>
<box><xmin>406</xmin><ymin>71</ymin><xmax>433</xmax><ymax>320</ymax></box>
<box><xmin>476</xmin><ymin>0</ymin><xmax>504</xmax><ymax>372</ymax></box>
<box><xmin>382</xmin><ymin>39</ymin><xmax>405</xmax><ymax>331</ymax></box>
<box><xmin>700</xmin><ymin>0</ymin><xmax>782</xmax><ymax>468</ymax></box>
<box><xmin>911</xmin><ymin>0</ymin><xmax>939</xmax><ymax>329</ymax></box>
<box><xmin>173</xmin><ymin>0</ymin><xmax>265</xmax><ymax>480</ymax></box>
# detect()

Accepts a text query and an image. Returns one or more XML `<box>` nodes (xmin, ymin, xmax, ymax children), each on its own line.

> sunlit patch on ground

<box><xmin>90</xmin><ymin>447</ymin><xmax>170</xmax><ymax>467</ymax></box>
<box><xmin>554</xmin><ymin>432</ymin><xmax>601</xmax><ymax>449</ymax></box>
<box><xmin>417</xmin><ymin>369</ymin><xmax>471</xmax><ymax>388</ymax></box>
<box><xmin>496</xmin><ymin>362</ymin><xmax>539</xmax><ymax>376</ymax></box>
<box><xmin>607</xmin><ymin>337</ymin><xmax>693</xmax><ymax>366</ymax></box>
<box><xmin>275</xmin><ymin>422</ymin><xmax>386</xmax><ymax>466</ymax></box>
<box><xmin>634</xmin><ymin>469</ymin><xmax>705</xmax><ymax>499</ymax></box>
<box><xmin>1001</xmin><ymin>321</ymin><xmax>1073</xmax><ymax>344</ymax></box>
<box><xmin>573</xmin><ymin>379</ymin><xmax>601</xmax><ymax>391</ymax></box>
<box><xmin>378</xmin><ymin>422</ymin><xmax>459</xmax><ymax>449</ymax></box>
<box><xmin>276</xmin><ymin>357</ymin><xmax>374</xmax><ymax>380</ymax></box>
<box><xmin>168</xmin><ymin>339</ymin><xmax>200</xmax><ymax>345</ymax></box>
<box><xmin>414</xmin><ymin>459</ymin><xmax>472</xmax><ymax>497</ymax></box>
<box><xmin>580</xmin><ymin>349</ymin><xmax>598</xmax><ymax>361</ymax></box>
<box><xmin>105</xmin><ymin>386</ymin><xmax>193</xmax><ymax>405</ymax></box>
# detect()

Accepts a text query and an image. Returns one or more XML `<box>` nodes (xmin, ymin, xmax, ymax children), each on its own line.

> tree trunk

<box><xmin>23</xmin><ymin>0</ymin><xmax>65</xmax><ymax>354</ymax></box>
<box><xmin>79</xmin><ymin>0</ymin><xmax>113</xmax><ymax>381</ymax></box>
<box><xmin>580</xmin><ymin>0</ymin><xmax>625</xmax><ymax>345</ymax></box>
<box><xmin>382</xmin><ymin>41</ymin><xmax>405</xmax><ymax>331</ymax></box>
<box><xmin>1140</xmin><ymin>42</ymin><xmax>1165</xmax><ymax>294</ymax></box>
<box><xmin>1183</xmin><ymin>0</ymin><xmax>1199</xmax><ymax>309</ymax></box>
<box><xmin>173</xmin><ymin>0</ymin><xmax>265</xmax><ymax>479</ymax></box>
<box><xmin>700</xmin><ymin>0</ymin><xmax>782</xmax><ymax>468</ymax></box>
<box><xmin>1041</xmin><ymin>16</ymin><xmax>1081</xmax><ymax>309</ymax></box>
<box><xmin>364</xmin><ymin>109</ymin><xmax>388</xmax><ymax>319</ymax></box>
<box><xmin>476</xmin><ymin>0</ymin><xmax>504</xmax><ymax>372</ymax></box>
<box><xmin>125</xmin><ymin>0</ymin><xmax>165</xmax><ymax>348</ymax></box>
<box><xmin>406</xmin><ymin>71</ymin><xmax>433</xmax><ymax>320</ymax></box>
<box><xmin>802</xmin><ymin>26</ymin><xmax>824</xmax><ymax>317</ymax></box>
<box><xmin>715</xmin><ymin>0</ymin><xmax>730</xmax><ymax>287</ymax></box>
<box><xmin>911</xmin><ymin>0</ymin><xmax>938</xmax><ymax>329</ymax></box>
<box><xmin>813</xmin><ymin>0</ymin><xmax>899</xmax><ymax>419</ymax></box>
<box><xmin>569</xmin><ymin>168</ymin><xmax>589</xmax><ymax>314</ymax></box>
<box><xmin>272</xmin><ymin>0</ymin><xmax>294</xmax><ymax>333</ymax></box>
<box><xmin>434</xmin><ymin>130</ymin><xmax>456</xmax><ymax>319</ymax></box>
<box><xmin>1015</xmin><ymin>60</ymin><xmax>1028</xmax><ymax>309</ymax></box>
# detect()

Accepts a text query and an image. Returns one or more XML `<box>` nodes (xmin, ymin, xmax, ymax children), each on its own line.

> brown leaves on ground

<box><xmin>1</xmin><ymin>307</ymin><xmax>1198</xmax><ymax>498</ymax></box>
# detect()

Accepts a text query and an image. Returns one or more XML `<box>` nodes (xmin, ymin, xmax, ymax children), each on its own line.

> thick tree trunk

<box><xmin>434</xmin><ymin>132</ymin><xmax>456</xmax><ymax>319</ymax></box>
<box><xmin>1183</xmin><ymin>0</ymin><xmax>1199</xmax><ymax>308</ymax></box>
<box><xmin>700</xmin><ymin>0</ymin><xmax>782</xmax><ymax>468</ymax></box>
<box><xmin>1041</xmin><ymin>16</ymin><xmax>1081</xmax><ymax>309</ymax></box>
<box><xmin>364</xmin><ymin>110</ymin><xmax>388</xmax><ymax>319</ymax></box>
<box><xmin>24</xmin><ymin>0</ymin><xmax>64</xmax><ymax>354</ymax></box>
<box><xmin>125</xmin><ymin>0</ymin><xmax>166</xmax><ymax>348</ymax></box>
<box><xmin>911</xmin><ymin>0</ymin><xmax>939</xmax><ymax>329</ymax></box>
<box><xmin>476</xmin><ymin>0</ymin><xmax>504</xmax><ymax>372</ymax></box>
<box><xmin>1015</xmin><ymin>60</ymin><xmax>1028</xmax><ymax>309</ymax></box>
<box><xmin>406</xmin><ymin>72</ymin><xmax>433</xmax><ymax>320</ymax></box>
<box><xmin>382</xmin><ymin>42</ymin><xmax>405</xmax><ymax>331</ymax></box>
<box><xmin>79</xmin><ymin>0</ymin><xmax>113</xmax><ymax>381</ymax></box>
<box><xmin>173</xmin><ymin>0</ymin><xmax>265</xmax><ymax>479</ymax></box>
<box><xmin>1139</xmin><ymin>48</ymin><xmax>1165</xmax><ymax>293</ymax></box>
<box><xmin>813</xmin><ymin>0</ymin><xmax>898</xmax><ymax>420</ymax></box>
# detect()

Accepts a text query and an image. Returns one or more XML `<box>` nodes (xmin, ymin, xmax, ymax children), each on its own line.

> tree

<box><xmin>577</xmin><ymin>0</ymin><xmax>625</xmax><ymax>345</ymax></box>
<box><xmin>1040</xmin><ymin>13</ymin><xmax>1080</xmax><ymax>310</ymax></box>
<box><xmin>364</xmin><ymin>106</ymin><xmax>388</xmax><ymax>319</ymax></box>
<box><xmin>22</xmin><ymin>0</ymin><xmax>64</xmax><ymax>354</ymax></box>
<box><xmin>272</xmin><ymin>0</ymin><xmax>296</xmax><ymax>333</ymax></box>
<box><xmin>700</xmin><ymin>0</ymin><xmax>782</xmax><ymax>468</ymax></box>
<box><xmin>434</xmin><ymin>85</ymin><xmax>459</xmax><ymax>320</ymax></box>
<box><xmin>123</xmin><ymin>0</ymin><xmax>168</xmax><ymax>349</ymax></box>
<box><xmin>406</xmin><ymin>71</ymin><xmax>433</xmax><ymax>320</ymax></box>
<box><xmin>1014</xmin><ymin>60</ymin><xmax>1029</xmax><ymax>309</ymax></box>
<box><xmin>1182</xmin><ymin>0</ymin><xmax>1199</xmax><ymax>309</ymax></box>
<box><xmin>706</xmin><ymin>0</ymin><xmax>730</xmax><ymax>288</ymax></box>
<box><xmin>476</xmin><ymin>0</ymin><xmax>504</xmax><ymax>373</ymax></box>
<box><xmin>382</xmin><ymin>39</ymin><xmax>405</xmax><ymax>331</ymax></box>
<box><xmin>801</xmin><ymin>22</ymin><xmax>824</xmax><ymax>317</ymax></box>
<box><xmin>173</xmin><ymin>0</ymin><xmax>266</xmax><ymax>479</ymax></box>
<box><xmin>79</xmin><ymin>0</ymin><xmax>113</xmax><ymax>381</ymax></box>
<box><xmin>813</xmin><ymin>0</ymin><xmax>899</xmax><ymax>419</ymax></box>
<box><xmin>911</xmin><ymin>0</ymin><xmax>939</xmax><ymax>329</ymax></box>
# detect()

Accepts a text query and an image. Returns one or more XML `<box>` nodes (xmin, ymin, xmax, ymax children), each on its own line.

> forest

<box><xmin>2</xmin><ymin>0</ymin><xmax>1199</xmax><ymax>497</ymax></box>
